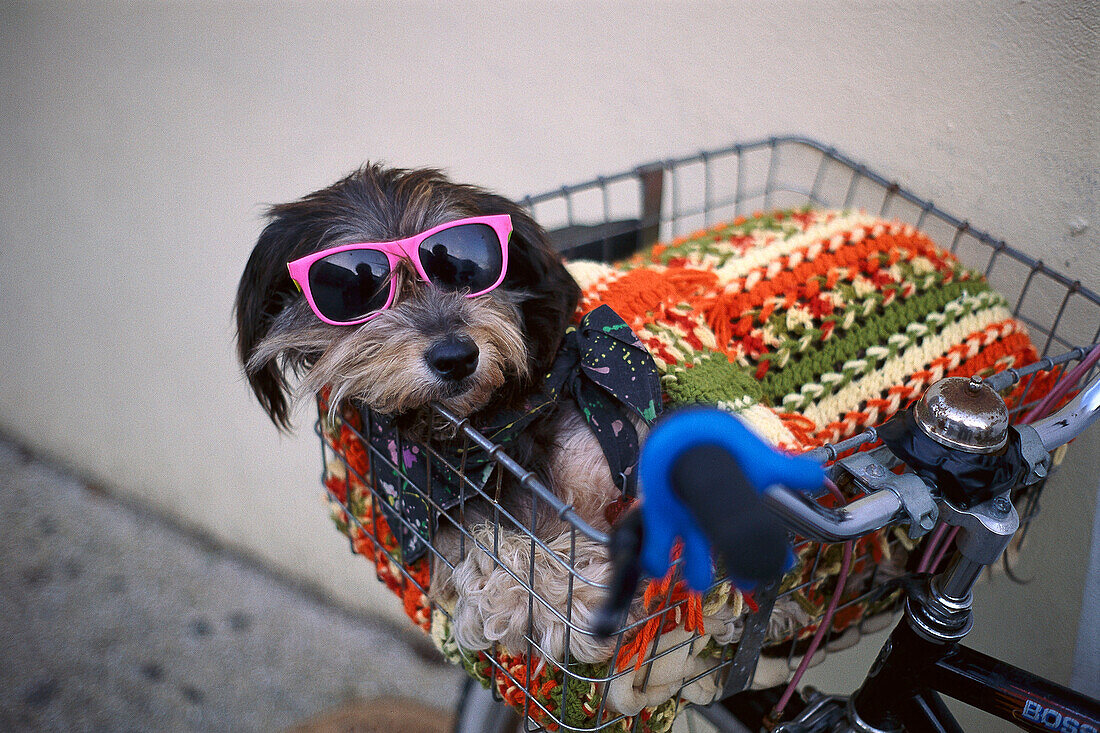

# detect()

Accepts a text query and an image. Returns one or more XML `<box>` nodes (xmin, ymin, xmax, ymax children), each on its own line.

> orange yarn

<box><xmin>615</xmin><ymin>544</ymin><xmax>705</xmax><ymax>673</ymax></box>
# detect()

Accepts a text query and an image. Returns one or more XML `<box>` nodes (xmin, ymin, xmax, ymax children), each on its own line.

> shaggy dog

<box><xmin>235</xmin><ymin>164</ymin><xmax>633</xmax><ymax>663</ymax></box>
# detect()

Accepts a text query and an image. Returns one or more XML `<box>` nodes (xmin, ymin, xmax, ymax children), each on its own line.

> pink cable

<box><xmin>772</xmin><ymin>480</ymin><xmax>855</xmax><ymax>718</ymax></box>
<box><xmin>916</xmin><ymin>521</ymin><xmax>949</xmax><ymax>573</ymax></box>
<box><xmin>929</xmin><ymin>526</ymin><xmax>961</xmax><ymax>574</ymax></box>
<box><xmin>1022</xmin><ymin>344</ymin><xmax>1100</xmax><ymax>424</ymax></box>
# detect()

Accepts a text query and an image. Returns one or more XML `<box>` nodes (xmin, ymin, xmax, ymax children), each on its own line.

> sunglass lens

<box><xmin>418</xmin><ymin>223</ymin><xmax>503</xmax><ymax>294</ymax></box>
<box><xmin>308</xmin><ymin>248</ymin><xmax>392</xmax><ymax>323</ymax></box>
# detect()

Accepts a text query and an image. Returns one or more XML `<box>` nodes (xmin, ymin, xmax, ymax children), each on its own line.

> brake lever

<box><xmin>591</xmin><ymin>508</ymin><xmax>644</xmax><ymax>639</ymax></box>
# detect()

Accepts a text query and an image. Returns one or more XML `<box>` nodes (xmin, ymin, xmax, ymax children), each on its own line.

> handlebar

<box><xmin>672</xmin><ymin>444</ymin><xmax>794</xmax><ymax>583</ymax></box>
<box><xmin>644</xmin><ymin>362</ymin><xmax>1100</xmax><ymax>552</ymax></box>
<box><xmin>761</xmin><ymin>486</ymin><xmax>905</xmax><ymax>543</ymax></box>
<box><xmin>1029</xmin><ymin>372</ymin><xmax>1100</xmax><ymax>451</ymax></box>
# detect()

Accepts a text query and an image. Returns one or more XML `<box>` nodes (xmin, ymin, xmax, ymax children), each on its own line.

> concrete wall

<box><xmin>2</xmin><ymin>0</ymin><xmax>1097</xmax><ymax>712</ymax></box>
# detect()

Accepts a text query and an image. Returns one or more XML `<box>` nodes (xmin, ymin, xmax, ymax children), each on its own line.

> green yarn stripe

<box><xmin>641</xmin><ymin>209</ymin><xmax>810</xmax><ymax>267</ymax></box>
<box><xmin>660</xmin><ymin>351</ymin><xmax>763</xmax><ymax>409</ymax></box>
<box><xmin>748</xmin><ymin>262</ymin><xmax>978</xmax><ymax>375</ymax></box>
<box><xmin>761</xmin><ymin>278</ymin><xmax>989</xmax><ymax>395</ymax></box>
<box><xmin>774</xmin><ymin>288</ymin><xmax>1007</xmax><ymax>411</ymax></box>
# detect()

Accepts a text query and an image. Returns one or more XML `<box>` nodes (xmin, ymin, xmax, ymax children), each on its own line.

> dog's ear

<box><xmin>481</xmin><ymin>194</ymin><xmax>582</xmax><ymax>381</ymax></box>
<box><xmin>235</xmin><ymin>202</ymin><xmax>324</xmax><ymax>430</ymax></box>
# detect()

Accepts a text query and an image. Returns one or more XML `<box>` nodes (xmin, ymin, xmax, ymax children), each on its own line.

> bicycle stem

<box><xmin>906</xmin><ymin>493</ymin><xmax>1020</xmax><ymax>645</ymax></box>
<box><xmin>842</xmin><ymin>491</ymin><xmax>1097</xmax><ymax>733</ymax></box>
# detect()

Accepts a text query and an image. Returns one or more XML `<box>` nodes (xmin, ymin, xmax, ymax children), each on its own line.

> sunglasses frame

<box><xmin>286</xmin><ymin>214</ymin><xmax>513</xmax><ymax>326</ymax></box>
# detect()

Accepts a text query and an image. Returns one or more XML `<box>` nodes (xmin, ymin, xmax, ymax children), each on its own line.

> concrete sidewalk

<box><xmin>0</xmin><ymin>439</ymin><xmax>463</xmax><ymax>732</ymax></box>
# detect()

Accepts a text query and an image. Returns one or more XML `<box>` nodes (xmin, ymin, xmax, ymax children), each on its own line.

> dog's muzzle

<box><xmin>426</xmin><ymin>336</ymin><xmax>479</xmax><ymax>381</ymax></box>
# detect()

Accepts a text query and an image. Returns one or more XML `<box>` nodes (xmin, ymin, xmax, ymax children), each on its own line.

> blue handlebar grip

<box><xmin>638</xmin><ymin>407</ymin><xmax>826</xmax><ymax>590</ymax></box>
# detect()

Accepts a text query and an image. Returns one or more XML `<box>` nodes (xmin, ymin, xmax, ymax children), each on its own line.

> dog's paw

<box><xmin>605</xmin><ymin>627</ymin><xmax>723</xmax><ymax>715</ymax></box>
<box><xmin>448</xmin><ymin>524</ymin><xmax>617</xmax><ymax>664</ymax></box>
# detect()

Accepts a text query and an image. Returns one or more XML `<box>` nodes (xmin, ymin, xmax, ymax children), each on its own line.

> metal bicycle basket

<box><xmin>314</xmin><ymin>137</ymin><xmax>1100</xmax><ymax>732</ymax></box>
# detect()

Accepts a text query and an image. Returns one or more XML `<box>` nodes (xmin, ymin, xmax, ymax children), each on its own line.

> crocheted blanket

<box><xmin>317</xmin><ymin>208</ymin><xmax>1053</xmax><ymax>733</ymax></box>
<box><xmin>567</xmin><ymin>209</ymin><xmax>1045</xmax><ymax>452</ymax></box>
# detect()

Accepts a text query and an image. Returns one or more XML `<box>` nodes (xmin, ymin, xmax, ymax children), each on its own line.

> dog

<box><xmin>235</xmin><ymin>164</ymin><xmax>640</xmax><ymax>665</ymax></box>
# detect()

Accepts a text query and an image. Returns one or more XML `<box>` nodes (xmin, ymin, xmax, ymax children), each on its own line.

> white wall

<box><xmin>2</xmin><ymin>0</ymin><xmax>1097</xmax><ymax>701</ymax></box>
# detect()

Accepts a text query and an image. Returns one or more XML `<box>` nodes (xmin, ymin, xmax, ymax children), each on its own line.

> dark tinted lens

<box><xmin>308</xmin><ymin>248</ymin><xmax>392</xmax><ymax>322</ymax></box>
<box><xmin>418</xmin><ymin>223</ymin><xmax>503</xmax><ymax>293</ymax></box>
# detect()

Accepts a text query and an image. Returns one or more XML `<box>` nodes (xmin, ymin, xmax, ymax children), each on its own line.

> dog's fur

<box><xmin>235</xmin><ymin>164</ymin><xmax>626</xmax><ymax>662</ymax></box>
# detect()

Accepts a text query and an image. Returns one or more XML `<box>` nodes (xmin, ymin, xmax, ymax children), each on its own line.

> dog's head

<box><xmin>236</xmin><ymin>164</ymin><xmax>581</xmax><ymax>430</ymax></box>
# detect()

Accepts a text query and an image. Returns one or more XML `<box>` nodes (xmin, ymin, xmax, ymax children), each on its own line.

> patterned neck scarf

<box><xmin>362</xmin><ymin>304</ymin><xmax>663</xmax><ymax>561</ymax></box>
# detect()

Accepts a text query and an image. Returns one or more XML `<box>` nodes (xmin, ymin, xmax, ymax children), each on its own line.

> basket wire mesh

<box><xmin>315</xmin><ymin>137</ymin><xmax>1100</xmax><ymax>732</ymax></box>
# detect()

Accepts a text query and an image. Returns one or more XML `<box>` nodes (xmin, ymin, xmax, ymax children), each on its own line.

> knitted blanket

<box><xmin>567</xmin><ymin>209</ymin><xmax>1046</xmax><ymax>453</ymax></box>
<box><xmin>317</xmin><ymin>208</ymin><xmax>1053</xmax><ymax>732</ymax></box>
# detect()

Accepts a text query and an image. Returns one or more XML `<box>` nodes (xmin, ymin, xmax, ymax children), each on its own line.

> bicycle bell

<box><xmin>913</xmin><ymin>375</ymin><xmax>1009</xmax><ymax>454</ymax></box>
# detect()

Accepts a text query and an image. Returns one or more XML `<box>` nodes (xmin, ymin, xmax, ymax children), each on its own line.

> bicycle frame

<box><xmin>847</xmin><ymin>489</ymin><xmax>1100</xmax><ymax>733</ymax></box>
<box><xmin>852</xmin><ymin>601</ymin><xmax>1100</xmax><ymax>733</ymax></box>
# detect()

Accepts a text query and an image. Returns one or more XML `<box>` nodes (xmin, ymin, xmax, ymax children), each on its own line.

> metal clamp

<box><xmin>721</xmin><ymin>576</ymin><xmax>781</xmax><ymax>697</ymax></box>
<box><xmin>1013</xmin><ymin>424</ymin><xmax>1051</xmax><ymax>485</ymax></box>
<box><xmin>938</xmin><ymin>492</ymin><xmax>1019</xmax><ymax>566</ymax></box>
<box><xmin>836</xmin><ymin>454</ymin><xmax>939</xmax><ymax>539</ymax></box>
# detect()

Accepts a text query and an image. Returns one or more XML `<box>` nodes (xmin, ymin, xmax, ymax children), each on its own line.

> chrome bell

<box><xmin>913</xmin><ymin>375</ymin><xmax>1010</xmax><ymax>454</ymax></box>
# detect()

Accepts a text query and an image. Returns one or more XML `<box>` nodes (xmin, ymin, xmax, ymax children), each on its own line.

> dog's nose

<box><xmin>426</xmin><ymin>336</ymin><xmax>479</xmax><ymax>381</ymax></box>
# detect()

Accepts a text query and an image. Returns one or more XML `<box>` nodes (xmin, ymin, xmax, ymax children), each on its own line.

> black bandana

<box><xmin>362</xmin><ymin>305</ymin><xmax>663</xmax><ymax>561</ymax></box>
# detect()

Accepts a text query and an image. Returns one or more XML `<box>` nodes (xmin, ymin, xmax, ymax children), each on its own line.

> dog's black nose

<box><xmin>426</xmin><ymin>336</ymin><xmax>479</xmax><ymax>381</ymax></box>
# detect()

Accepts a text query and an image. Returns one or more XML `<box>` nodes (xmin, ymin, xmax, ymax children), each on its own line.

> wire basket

<box><xmin>315</xmin><ymin>137</ymin><xmax>1100</xmax><ymax>732</ymax></box>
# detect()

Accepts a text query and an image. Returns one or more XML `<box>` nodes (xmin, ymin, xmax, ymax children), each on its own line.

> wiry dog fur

<box><xmin>235</xmin><ymin>164</ymin><xmax>627</xmax><ymax>663</ymax></box>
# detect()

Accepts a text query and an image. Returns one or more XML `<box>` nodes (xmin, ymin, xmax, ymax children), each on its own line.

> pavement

<box><xmin>0</xmin><ymin>439</ymin><xmax>464</xmax><ymax>732</ymax></box>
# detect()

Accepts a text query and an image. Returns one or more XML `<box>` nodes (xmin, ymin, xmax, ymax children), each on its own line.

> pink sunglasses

<box><xmin>287</xmin><ymin>214</ymin><xmax>512</xmax><ymax>326</ymax></box>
